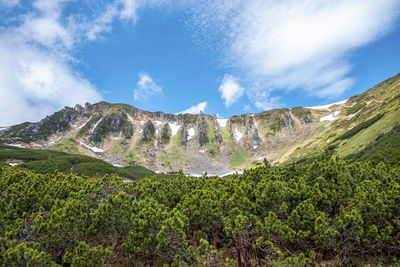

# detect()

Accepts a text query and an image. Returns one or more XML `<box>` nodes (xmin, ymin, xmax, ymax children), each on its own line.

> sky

<box><xmin>0</xmin><ymin>0</ymin><xmax>400</xmax><ymax>125</ymax></box>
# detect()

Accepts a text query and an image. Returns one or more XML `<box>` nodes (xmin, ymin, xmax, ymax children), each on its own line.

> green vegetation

<box><xmin>161</xmin><ymin>131</ymin><xmax>170</xmax><ymax>144</ymax></box>
<box><xmin>337</xmin><ymin>109</ymin><xmax>400</xmax><ymax>157</ymax></box>
<box><xmin>229</xmin><ymin>147</ymin><xmax>250</xmax><ymax>168</ymax></box>
<box><xmin>334</xmin><ymin>113</ymin><xmax>383</xmax><ymax>142</ymax></box>
<box><xmin>1</xmin><ymin>154</ymin><xmax>399</xmax><ymax>266</ymax></box>
<box><xmin>291</xmin><ymin>107</ymin><xmax>313</xmax><ymax>123</ymax></box>
<box><xmin>344</xmin><ymin>102</ymin><xmax>366</xmax><ymax>115</ymax></box>
<box><xmin>51</xmin><ymin>137</ymin><xmax>79</xmax><ymax>153</ymax></box>
<box><xmin>159</xmin><ymin>129</ymin><xmax>186</xmax><ymax>170</ymax></box>
<box><xmin>109</xmin><ymin>138</ymin><xmax>125</xmax><ymax>155</ymax></box>
<box><xmin>206</xmin><ymin>119</ymin><xmax>219</xmax><ymax>158</ymax></box>
<box><xmin>347</xmin><ymin>122</ymin><xmax>400</xmax><ymax>166</ymax></box>
<box><xmin>221</xmin><ymin>126</ymin><xmax>234</xmax><ymax>152</ymax></box>
<box><xmin>123</xmin><ymin>146</ymin><xmax>142</xmax><ymax>165</ymax></box>
<box><xmin>0</xmin><ymin>145</ymin><xmax>153</xmax><ymax>179</ymax></box>
<box><xmin>1</xmin><ymin>108</ymin><xmax>74</xmax><ymax>143</ymax></box>
<box><xmin>256</xmin><ymin>109</ymin><xmax>293</xmax><ymax>135</ymax></box>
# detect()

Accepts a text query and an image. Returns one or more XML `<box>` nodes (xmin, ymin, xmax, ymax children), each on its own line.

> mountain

<box><xmin>1</xmin><ymin>74</ymin><xmax>400</xmax><ymax>175</ymax></box>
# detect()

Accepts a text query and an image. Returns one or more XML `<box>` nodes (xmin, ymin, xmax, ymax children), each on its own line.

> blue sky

<box><xmin>0</xmin><ymin>0</ymin><xmax>400</xmax><ymax>125</ymax></box>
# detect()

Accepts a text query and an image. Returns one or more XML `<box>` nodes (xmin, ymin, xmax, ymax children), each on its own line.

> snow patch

<box><xmin>320</xmin><ymin>111</ymin><xmax>340</xmax><ymax>121</ymax></box>
<box><xmin>234</xmin><ymin>128</ymin><xmax>244</xmax><ymax>142</ymax></box>
<box><xmin>8</xmin><ymin>163</ymin><xmax>18</xmax><ymax>167</ymax></box>
<box><xmin>123</xmin><ymin>179</ymin><xmax>132</xmax><ymax>183</ymax></box>
<box><xmin>168</xmin><ymin>122</ymin><xmax>181</xmax><ymax>136</ymax></box>
<box><xmin>187</xmin><ymin>128</ymin><xmax>195</xmax><ymax>140</ymax></box>
<box><xmin>77</xmin><ymin>121</ymin><xmax>88</xmax><ymax>130</ymax></box>
<box><xmin>6</xmin><ymin>143</ymin><xmax>25</xmax><ymax>148</ymax></box>
<box><xmin>199</xmin><ymin>149</ymin><xmax>206</xmax><ymax>153</ymax></box>
<box><xmin>80</xmin><ymin>142</ymin><xmax>104</xmax><ymax>153</ymax></box>
<box><xmin>219</xmin><ymin>171</ymin><xmax>244</xmax><ymax>177</ymax></box>
<box><xmin>217</xmin><ymin>119</ymin><xmax>228</xmax><ymax>127</ymax></box>
<box><xmin>186</xmin><ymin>170</ymin><xmax>244</xmax><ymax>177</ymax></box>
<box><xmin>187</xmin><ymin>173</ymin><xmax>203</xmax><ymax>177</ymax></box>
<box><xmin>253</xmin><ymin>145</ymin><xmax>259</xmax><ymax>150</ymax></box>
<box><xmin>306</xmin><ymin>99</ymin><xmax>348</xmax><ymax>110</ymax></box>
<box><xmin>112</xmin><ymin>164</ymin><xmax>124</xmax><ymax>168</ymax></box>
<box><xmin>155</xmin><ymin>120</ymin><xmax>162</xmax><ymax>126</ymax></box>
<box><xmin>156</xmin><ymin>129</ymin><xmax>159</xmax><ymax>136</ymax></box>
<box><xmin>90</xmin><ymin>118</ymin><xmax>103</xmax><ymax>132</ymax></box>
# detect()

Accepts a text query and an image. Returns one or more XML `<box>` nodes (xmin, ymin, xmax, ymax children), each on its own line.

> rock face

<box><xmin>91</xmin><ymin>112</ymin><xmax>134</xmax><ymax>143</ymax></box>
<box><xmin>213</xmin><ymin>116</ymin><xmax>223</xmax><ymax>145</ymax></box>
<box><xmin>160</xmin><ymin>123</ymin><xmax>171</xmax><ymax>144</ymax></box>
<box><xmin>196</xmin><ymin>114</ymin><xmax>209</xmax><ymax>147</ymax></box>
<box><xmin>142</xmin><ymin>121</ymin><xmax>156</xmax><ymax>141</ymax></box>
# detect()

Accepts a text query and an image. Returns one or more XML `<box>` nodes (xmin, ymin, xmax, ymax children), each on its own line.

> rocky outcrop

<box><xmin>142</xmin><ymin>120</ymin><xmax>156</xmax><ymax>141</ymax></box>
<box><xmin>196</xmin><ymin>114</ymin><xmax>209</xmax><ymax>147</ymax></box>
<box><xmin>291</xmin><ymin>107</ymin><xmax>314</xmax><ymax>124</ymax></box>
<box><xmin>160</xmin><ymin>123</ymin><xmax>171</xmax><ymax>144</ymax></box>
<box><xmin>91</xmin><ymin>112</ymin><xmax>134</xmax><ymax>142</ymax></box>
<box><xmin>213</xmin><ymin>115</ymin><xmax>223</xmax><ymax>145</ymax></box>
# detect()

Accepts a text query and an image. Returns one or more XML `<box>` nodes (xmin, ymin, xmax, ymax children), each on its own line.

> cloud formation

<box><xmin>0</xmin><ymin>0</ymin><xmax>147</xmax><ymax>125</ymax></box>
<box><xmin>185</xmin><ymin>0</ymin><xmax>400</xmax><ymax>108</ymax></box>
<box><xmin>133</xmin><ymin>72</ymin><xmax>162</xmax><ymax>101</ymax></box>
<box><xmin>177</xmin><ymin>101</ymin><xmax>207</xmax><ymax>115</ymax></box>
<box><xmin>218</xmin><ymin>74</ymin><xmax>244</xmax><ymax>107</ymax></box>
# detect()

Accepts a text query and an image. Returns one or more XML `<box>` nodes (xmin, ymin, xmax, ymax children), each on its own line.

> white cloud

<box><xmin>119</xmin><ymin>0</ymin><xmax>138</xmax><ymax>21</ymax></box>
<box><xmin>177</xmin><ymin>101</ymin><xmax>207</xmax><ymax>115</ymax></box>
<box><xmin>218</xmin><ymin>74</ymin><xmax>244</xmax><ymax>107</ymax></box>
<box><xmin>0</xmin><ymin>0</ymin><xmax>101</xmax><ymax>125</ymax></box>
<box><xmin>17</xmin><ymin>0</ymin><xmax>75</xmax><ymax>50</ymax></box>
<box><xmin>0</xmin><ymin>39</ymin><xmax>101</xmax><ymax>125</ymax></box>
<box><xmin>0</xmin><ymin>0</ymin><xmax>168</xmax><ymax>125</ymax></box>
<box><xmin>184</xmin><ymin>0</ymin><xmax>400</xmax><ymax>107</ymax></box>
<box><xmin>133</xmin><ymin>72</ymin><xmax>162</xmax><ymax>101</ymax></box>
<box><xmin>247</xmin><ymin>86</ymin><xmax>281</xmax><ymax>111</ymax></box>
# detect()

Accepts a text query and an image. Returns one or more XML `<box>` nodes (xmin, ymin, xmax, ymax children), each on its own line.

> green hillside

<box><xmin>0</xmin><ymin>144</ymin><xmax>154</xmax><ymax>180</ymax></box>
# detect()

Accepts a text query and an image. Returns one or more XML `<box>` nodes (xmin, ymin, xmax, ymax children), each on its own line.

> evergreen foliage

<box><xmin>1</xmin><ymin>154</ymin><xmax>399</xmax><ymax>266</ymax></box>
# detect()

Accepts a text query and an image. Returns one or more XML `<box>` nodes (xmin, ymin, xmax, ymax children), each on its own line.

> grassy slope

<box><xmin>346</xmin><ymin>122</ymin><xmax>400</xmax><ymax>166</ymax></box>
<box><xmin>0</xmin><ymin>145</ymin><xmax>154</xmax><ymax>179</ymax></box>
<box><xmin>284</xmin><ymin>74</ymin><xmax>400</xmax><ymax>165</ymax></box>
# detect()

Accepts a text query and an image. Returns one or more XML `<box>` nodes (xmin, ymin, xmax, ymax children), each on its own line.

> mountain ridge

<box><xmin>1</xmin><ymin>73</ymin><xmax>400</xmax><ymax>175</ymax></box>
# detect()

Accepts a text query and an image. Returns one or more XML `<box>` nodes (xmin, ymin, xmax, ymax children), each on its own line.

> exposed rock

<box><xmin>196</xmin><ymin>114</ymin><xmax>208</xmax><ymax>147</ymax></box>
<box><xmin>90</xmin><ymin>112</ymin><xmax>134</xmax><ymax>143</ymax></box>
<box><xmin>182</xmin><ymin>124</ymin><xmax>188</xmax><ymax>144</ymax></box>
<box><xmin>160</xmin><ymin>123</ymin><xmax>171</xmax><ymax>144</ymax></box>
<box><xmin>142</xmin><ymin>120</ymin><xmax>156</xmax><ymax>141</ymax></box>
<box><xmin>245</xmin><ymin>115</ymin><xmax>262</xmax><ymax>148</ymax></box>
<box><xmin>23</xmin><ymin>107</ymin><xmax>80</xmax><ymax>140</ymax></box>
<box><xmin>291</xmin><ymin>107</ymin><xmax>315</xmax><ymax>124</ymax></box>
<box><xmin>213</xmin><ymin>115</ymin><xmax>223</xmax><ymax>145</ymax></box>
